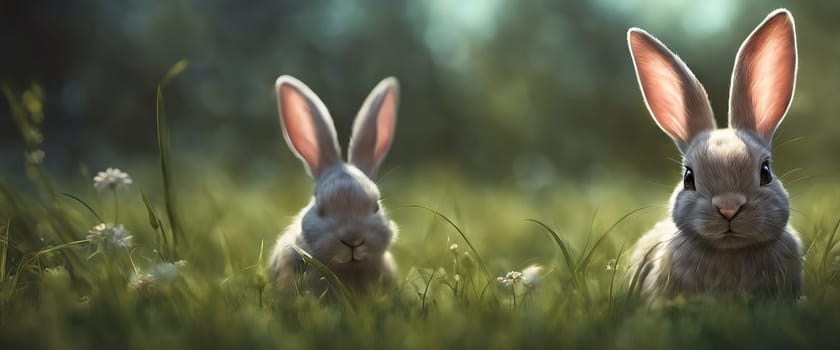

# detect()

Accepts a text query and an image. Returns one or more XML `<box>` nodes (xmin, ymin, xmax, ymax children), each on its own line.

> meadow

<box><xmin>1</xmin><ymin>79</ymin><xmax>840</xmax><ymax>349</ymax></box>
<box><xmin>3</xmin><ymin>2</ymin><xmax>840</xmax><ymax>347</ymax></box>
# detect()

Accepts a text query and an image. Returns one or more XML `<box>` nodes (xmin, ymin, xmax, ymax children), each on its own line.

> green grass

<box><xmin>2</xmin><ymin>82</ymin><xmax>840</xmax><ymax>349</ymax></box>
<box><xmin>1</xmin><ymin>161</ymin><xmax>839</xmax><ymax>349</ymax></box>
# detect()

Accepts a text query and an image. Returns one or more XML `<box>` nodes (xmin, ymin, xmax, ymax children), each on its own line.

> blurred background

<box><xmin>1</xmin><ymin>0</ymin><xmax>839</xmax><ymax>192</ymax></box>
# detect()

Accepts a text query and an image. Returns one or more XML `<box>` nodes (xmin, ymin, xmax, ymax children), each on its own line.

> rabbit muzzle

<box><xmin>332</xmin><ymin>238</ymin><xmax>372</xmax><ymax>264</ymax></box>
<box><xmin>712</xmin><ymin>192</ymin><xmax>747</xmax><ymax>221</ymax></box>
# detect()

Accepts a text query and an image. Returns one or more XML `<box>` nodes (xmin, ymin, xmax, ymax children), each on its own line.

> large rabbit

<box><xmin>626</xmin><ymin>9</ymin><xmax>803</xmax><ymax>301</ymax></box>
<box><xmin>267</xmin><ymin>75</ymin><xmax>399</xmax><ymax>294</ymax></box>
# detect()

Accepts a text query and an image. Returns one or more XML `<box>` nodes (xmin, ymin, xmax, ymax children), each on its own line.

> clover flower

<box><xmin>93</xmin><ymin>168</ymin><xmax>133</xmax><ymax>191</ymax></box>
<box><xmin>606</xmin><ymin>258</ymin><xmax>617</xmax><ymax>272</ymax></box>
<box><xmin>86</xmin><ymin>223</ymin><xmax>133</xmax><ymax>252</ymax></box>
<box><xmin>498</xmin><ymin>271</ymin><xmax>525</xmax><ymax>287</ymax></box>
<box><xmin>110</xmin><ymin>225</ymin><xmax>133</xmax><ymax>248</ymax></box>
<box><xmin>130</xmin><ymin>273</ymin><xmax>157</xmax><ymax>293</ymax></box>
<box><xmin>86</xmin><ymin>223</ymin><xmax>111</xmax><ymax>247</ymax></box>
<box><xmin>498</xmin><ymin>264</ymin><xmax>543</xmax><ymax>288</ymax></box>
<box><xmin>153</xmin><ymin>262</ymin><xmax>179</xmax><ymax>283</ymax></box>
<box><xmin>128</xmin><ymin>261</ymin><xmax>186</xmax><ymax>294</ymax></box>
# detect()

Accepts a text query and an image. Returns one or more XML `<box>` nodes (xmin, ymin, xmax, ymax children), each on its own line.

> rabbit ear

<box><xmin>348</xmin><ymin>77</ymin><xmax>399</xmax><ymax>178</ymax></box>
<box><xmin>275</xmin><ymin>76</ymin><xmax>342</xmax><ymax>179</ymax></box>
<box><xmin>628</xmin><ymin>28</ymin><xmax>716</xmax><ymax>151</ymax></box>
<box><xmin>728</xmin><ymin>9</ymin><xmax>796</xmax><ymax>144</ymax></box>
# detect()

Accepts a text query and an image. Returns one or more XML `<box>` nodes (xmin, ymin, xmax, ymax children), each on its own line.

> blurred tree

<box><xmin>0</xmin><ymin>0</ymin><xmax>838</xmax><ymax>184</ymax></box>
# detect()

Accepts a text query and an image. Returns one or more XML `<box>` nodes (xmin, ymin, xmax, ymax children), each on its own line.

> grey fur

<box><xmin>627</xmin><ymin>10</ymin><xmax>803</xmax><ymax>302</ymax></box>
<box><xmin>268</xmin><ymin>76</ymin><xmax>399</xmax><ymax>295</ymax></box>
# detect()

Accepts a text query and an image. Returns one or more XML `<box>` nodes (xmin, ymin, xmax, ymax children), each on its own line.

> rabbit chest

<box><xmin>659</xmin><ymin>232</ymin><xmax>802</xmax><ymax>298</ymax></box>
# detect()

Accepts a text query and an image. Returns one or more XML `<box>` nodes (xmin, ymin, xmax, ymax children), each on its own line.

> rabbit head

<box><xmin>275</xmin><ymin>75</ymin><xmax>399</xmax><ymax>266</ymax></box>
<box><xmin>628</xmin><ymin>10</ymin><xmax>797</xmax><ymax>250</ymax></box>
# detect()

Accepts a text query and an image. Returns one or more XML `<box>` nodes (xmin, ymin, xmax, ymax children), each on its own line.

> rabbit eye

<box><xmin>683</xmin><ymin>167</ymin><xmax>696</xmax><ymax>190</ymax></box>
<box><xmin>374</xmin><ymin>203</ymin><xmax>380</xmax><ymax>213</ymax></box>
<box><xmin>316</xmin><ymin>205</ymin><xmax>326</xmax><ymax>217</ymax></box>
<box><xmin>760</xmin><ymin>161</ymin><xmax>772</xmax><ymax>186</ymax></box>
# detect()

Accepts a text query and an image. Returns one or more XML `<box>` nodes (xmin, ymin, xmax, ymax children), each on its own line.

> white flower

<box><xmin>153</xmin><ymin>262</ymin><xmax>179</xmax><ymax>283</ymax></box>
<box><xmin>606</xmin><ymin>259</ymin><xmax>617</xmax><ymax>272</ymax></box>
<box><xmin>86</xmin><ymin>223</ymin><xmax>133</xmax><ymax>251</ymax></box>
<box><xmin>174</xmin><ymin>260</ymin><xmax>189</xmax><ymax>269</ymax></box>
<box><xmin>110</xmin><ymin>224</ymin><xmax>133</xmax><ymax>248</ymax></box>
<box><xmin>521</xmin><ymin>265</ymin><xmax>543</xmax><ymax>288</ymax></box>
<box><xmin>93</xmin><ymin>167</ymin><xmax>133</xmax><ymax>191</ymax></box>
<box><xmin>497</xmin><ymin>271</ymin><xmax>524</xmax><ymax>287</ymax></box>
<box><xmin>86</xmin><ymin>223</ymin><xmax>111</xmax><ymax>246</ymax></box>
<box><xmin>449</xmin><ymin>243</ymin><xmax>459</xmax><ymax>253</ymax></box>
<box><xmin>498</xmin><ymin>265</ymin><xmax>543</xmax><ymax>297</ymax></box>
<box><xmin>130</xmin><ymin>273</ymin><xmax>157</xmax><ymax>293</ymax></box>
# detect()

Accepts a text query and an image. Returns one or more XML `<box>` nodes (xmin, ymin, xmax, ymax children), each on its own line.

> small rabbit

<box><xmin>267</xmin><ymin>75</ymin><xmax>399</xmax><ymax>294</ymax></box>
<box><xmin>626</xmin><ymin>9</ymin><xmax>803</xmax><ymax>301</ymax></box>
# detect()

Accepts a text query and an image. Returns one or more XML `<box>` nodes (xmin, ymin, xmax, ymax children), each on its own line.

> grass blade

<box><xmin>255</xmin><ymin>240</ymin><xmax>266</xmax><ymax>308</ymax></box>
<box><xmin>155</xmin><ymin>61</ymin><xmax>188</xmax><ymax>258</ymax></box>
<box><xmin>10</xmin><ymin>239</ymin><xmax>88</xmax><ymax>302</ymax></box>
<box><xmin>140</xmin><ymin>192</ymin><xmax>161</xmax><ymax>231</ymax></box>
<box><xmin>142</xmin><ymin>192</ymin><xmax>171</xmax><ymax>261</ymax></box>
<box><xmin>0</xmin><ymin>218</ymin><xmax>7</xmax><ymax>324</ymax></box>
<box><xmin>290</xmin><ymin>246</ymin><xmax>355</xmax><ymax>310</ymax></box>
<box><xmin>405</xmin><ymin>205</ymin><xmax>490</xmax><ymax>278</ymax></box>
<box><xmin>608</xmin><ymin>244</ymin><xmax>625</xmax><ymax>310</ymax></box>
<box><xmin>527</xmin><ymin>219</ymin><xmax>578</xmax><ymax>288</ymax></box>
<box><xmin>156</xmin><ymin>86</ymin><xmax>177</xmax><ymax>257</ymax></box>
<box><xmin>1</xmin><ymin>218</ymin><xmax>9</xmax><ymax>286</ymax></box>
<box><xmin>61</xmin><ymin>193</ymin><xmax>105</xmax><ymax>223</ymax></box>
<box><xmin>579</xmin><ymin>208</ymin><xmax>599</xmax><ymax>262</ymax></box>
<box><xmin>819</xmin><ymin>218</ymin><xmax>840</xmax><ymax>281</ymax></box>
<box><xmin>161</xmin><ymin>59</ymin><xmax>189</xmax><ymax>88</ymax></box>
<box><xmin>576</xmin><ymin>207</ymin><xmax>649</xmax><ymax>273</ymax></box>
<box><xmin>625</xmin><ymin>240</ymin><xmax>664</xmax><ymax>303</ymax></box>
<box><xmin>421</xmin><ymin>268</ymin><xmax>437</xmax><ymax>316</ymax></box>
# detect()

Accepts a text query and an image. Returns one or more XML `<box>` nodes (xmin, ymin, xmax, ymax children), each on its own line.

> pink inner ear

<box><xmin>630</xmin><ymin>33</ymin><xmax>690</xmax><ymax>142</ymax></box>
<box><xmin>374</xmin><ymin>90</ymin><xmax>396</xmax><ymax>162</ymax></box>
<box><xmin>742</xmin><ymin>15</ymin><xmax>796</xmax><ymax>139</ymax></box>
<box><xmin>280</xmin><ymin>85</ymin><xmax>321</xmax><ymax>170</ymax></box>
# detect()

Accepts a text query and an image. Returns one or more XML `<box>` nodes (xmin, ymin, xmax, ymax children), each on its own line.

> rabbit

<box><xmin>267</xmin><ymin>75</ymin><xmax>400</xmax><ymax>295</ymax></box>
<box><xmin>625</xmin><ymin>9</ymin><xmax>803</xmax><ymax>302</ymax></box>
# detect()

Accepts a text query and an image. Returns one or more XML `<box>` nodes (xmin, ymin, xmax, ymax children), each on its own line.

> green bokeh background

<box><xmin>1</xmin><ymin>0</ymin><xmax>838</xmax><ymax>185</ymax></box>
<box><xmin>2</xmin><ymin>2</ymin><xmax>840</xmax><ymax>349</ymax></box>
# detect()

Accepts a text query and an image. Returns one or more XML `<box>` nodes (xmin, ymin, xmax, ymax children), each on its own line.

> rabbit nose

<box><xmin>340</xmin><ymin>239</ymin><xmax>364</xmax><ymax>248</ymax></box>
<box><xmin>712</xmin><ymin>193</ymin><xmax>746</xmax><ymax>220</ymax></box>
<box><xmin>719</xmin><ymin>208</ymin><xmax>739</xmax><ymax>220</ymax></box>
